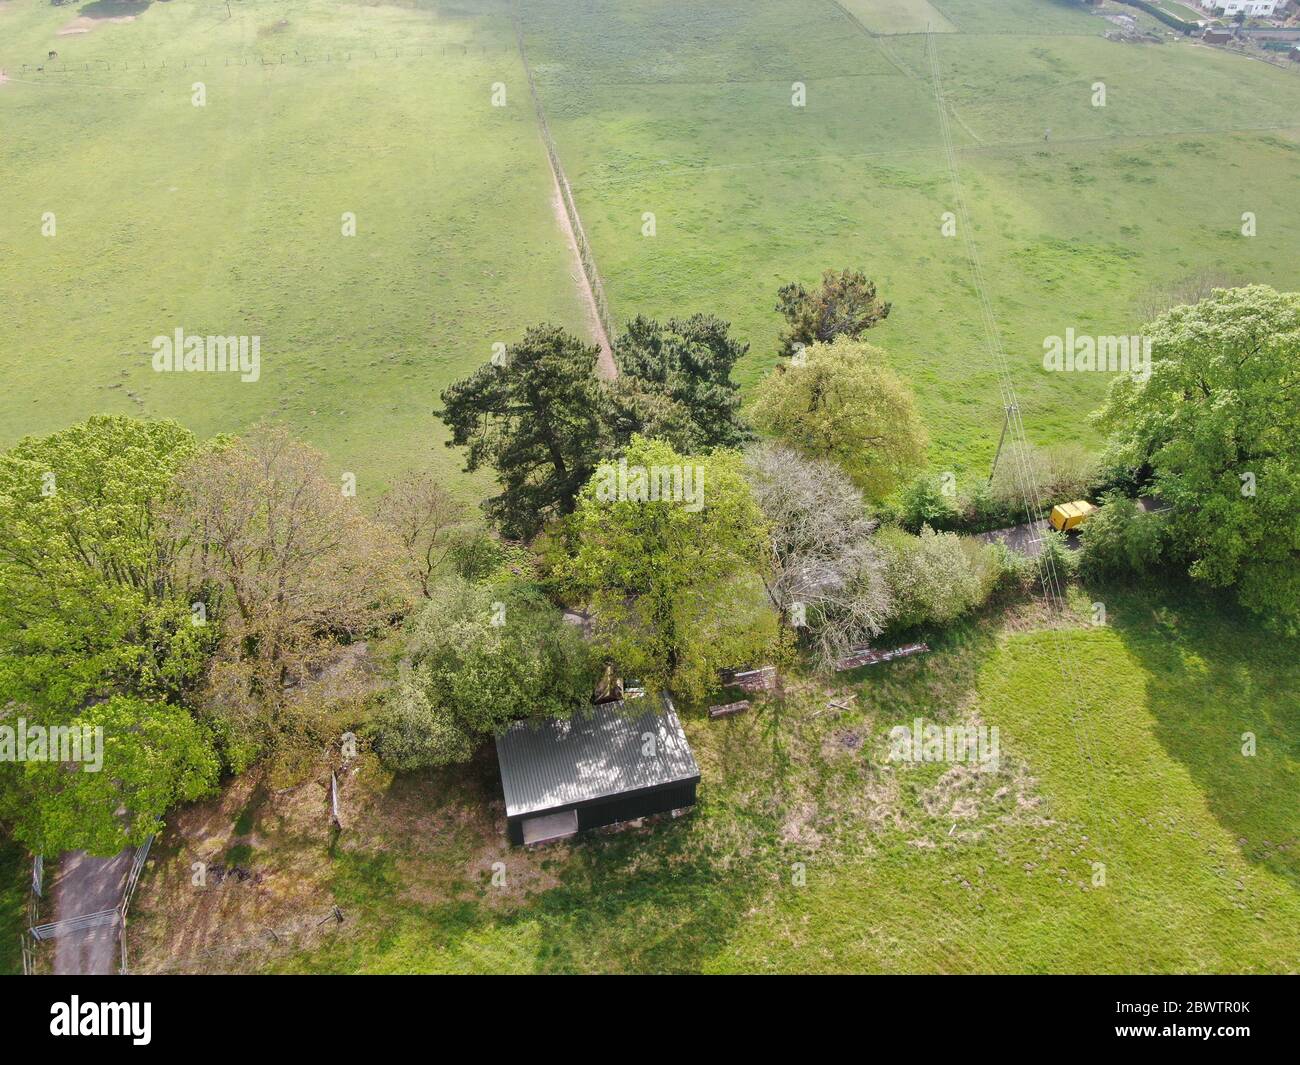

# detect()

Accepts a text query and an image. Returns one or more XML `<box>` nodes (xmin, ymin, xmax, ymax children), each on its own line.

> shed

<box><xmin>495</xmin><ymin>695</ymin><xmax>700</xmax><ymax>845</ymax></box>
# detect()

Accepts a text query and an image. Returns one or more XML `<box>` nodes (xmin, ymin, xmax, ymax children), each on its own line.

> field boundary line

<box><xmin>510</xmin><ymin>0</ymin><xmax>616</xmax><ymax>377</ymax></box>
<box><xmin>825</xmin><ymin>0</ymin><xmax>923</xmax><ymax>80</ymax></box>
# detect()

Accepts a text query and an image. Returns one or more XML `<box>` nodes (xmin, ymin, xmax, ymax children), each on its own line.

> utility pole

<box><xmin>988</xmin><ymin>403</ymin><xmax>1018</xmax><ymax>484</ymax></box>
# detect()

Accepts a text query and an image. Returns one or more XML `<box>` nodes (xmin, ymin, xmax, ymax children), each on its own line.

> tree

<box><xmin>371</xmin><ymin>577</ymin><xmax>596</xmax><ymax>769</ymax></box>
<box><xmin>375</xmin><ymin>470</ymin><xmax>467</xmax><ymax>597</ymax></box>
<box><xmin>1078</xmin><ymin>494</ymin><xmax>1165</xmax><ymax>580</ymax></box>
<box><xmin>436</xmin><ymin>325</ymin><xmax>608</xmax><ymax>539</ymax></box>
<box><xmin>744</xmin><ymin>444</ymin><xmax>891</xmax><ymax>670</ymax></box>
<box><xmin>879</xmin><ymin>525</ymin><xmax>984</xmax><ymax>630</ymax></box>
<box><xmin>169</xmin><ymin>424</ymin><xmax>406</xmax><ymax>764</ymax></box>
<box><xmin>775</xmin><ymin>268</ymin><xmax>891</xmax><ymax>357</ymax></box>
<box><xmin>0</xmin><ymin>415</ymin><xmax>213</xmax><ymax>714</ymax></box>
<box><xmin>1095</xmin><ymin>285</ymin><xmax>1300</xmax><ymax>631</ymax></box>
<box><xmin>751</xmin><ymin>337</ymin><xmax>927</xmax><ymax>500</ymax></box>
<box><xmin>0</xmin><ymin>695</ymin><xmax>218</xmax><ymax>857</ymax></box>
<box><xmin>607</xmin><ymin>314</ymin><xmax>752</xmax><ymax>452</ymax></box>
<box><xmin>561</xmin><ymin>436</ymin><xmax>777</xmax><ymax>699</ymax></box>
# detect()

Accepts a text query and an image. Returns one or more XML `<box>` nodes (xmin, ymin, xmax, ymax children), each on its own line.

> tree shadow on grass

<box><xmin>77</xmin><ymin>1</ymin><xmax>152</xmax><ymax>19</ymax></box>
<box><xmin>1098</xmin><ymin>576</ymin><xmax>1300</xmax><ymax>891</ymax></box>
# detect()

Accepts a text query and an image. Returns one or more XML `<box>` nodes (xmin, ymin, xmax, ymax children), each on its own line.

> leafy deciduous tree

<box><xmin>0</xmin><ymin>695</ymin><xmax>218</xmax><ymax>857</ymax></box>
<box><xmin>751</xmin><ymin>337</ymin><xmax>927</xmax><ymax>500</ymax></box>
<box><xmin>0</xmin><ymin>415</ymin><xmax>212</xmax><ymax>714</ymax></box>
<box><xmin>371</xmin><ymin>577</ymin><xmax>596</xmax><ymax>769</ymax></box>
<box><xmin>170</xmin><ymin>424</ymin><xmax>406</xmax><ymax>764</ymax></box>
<box><xmin>561</xmin><ymin>436</ymin><xmax>777</xmax><ymax>699</ymax></box>
<box><xmin>1095</xmin><ymin>285</ymin><xmax>1300</xmax><ymax>631</ymax></box>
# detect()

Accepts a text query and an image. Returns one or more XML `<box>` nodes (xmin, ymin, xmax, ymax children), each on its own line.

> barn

<box><xmin>495</xmin><ymin>695</ymin><xmax>700</xmax><ymax>845</ymax></box>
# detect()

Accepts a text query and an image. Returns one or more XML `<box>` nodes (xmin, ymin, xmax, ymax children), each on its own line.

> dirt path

<box><xmin>512</xmin><ymin>2</ymin><xmax>616</xmax><ymax>380</ymax></box>
<box><xmin>52</xmin><ymin>849</ymin><xmax>132</xmax><ymax>974</ymax></box>
<box><xmin>546</xmin><ymin>159</ymin><xmax>616</xmax><ymax>379</ymax></box>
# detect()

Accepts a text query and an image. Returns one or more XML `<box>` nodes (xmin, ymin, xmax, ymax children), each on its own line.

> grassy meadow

<box><xmin>4</xmin><ymin>0</ymin><xmax>1300</xmax><ymax>482</ymax></box>
<box><xmin>522</xmin><ymin>0</ymin><xmax>1300</xmax><ymax>474</ymax></box>
<box><xmin>0</xmin><ymin>0</ymin><xmax>588</xmax><ymax>498</ymax></box>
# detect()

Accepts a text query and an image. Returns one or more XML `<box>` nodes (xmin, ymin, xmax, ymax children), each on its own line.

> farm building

<box><xmin>495</xmin><ymin>695</ymin><xmax>700</xmax><ymax>845</ymax></box>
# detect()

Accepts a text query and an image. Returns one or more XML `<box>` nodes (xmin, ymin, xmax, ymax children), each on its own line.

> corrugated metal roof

<box><xmin>495</xmin><ymin>696</ymin><xmax>700</xmax><ymax>818</ymax></box>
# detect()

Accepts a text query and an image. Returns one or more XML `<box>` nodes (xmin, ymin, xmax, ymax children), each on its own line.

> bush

<box><xmin>978</xmin><ymin>538</ymin><xmax>1036</xmax><ymax>601</ymax></box>
<box><xmin>371</xmin><ymin>682</ymin><xmax>474</xmax><ymax>771</ymax></box>
<box><xmin>1037</xmin><ymin>529</ymin><xmax>1079</xmax><ymax>588</ymax></box>
<box><xmin>369</xmin><ymin>576</ymin><xmax>597</xmax><ymax>770</ymax></box>
<box><xmin>1078</xmin><ymin>494</ymin><xmax>1165</xmax><ymax>580</ymax></box>
<box><xmin>879</xmin><ymin>526</ymin><xmax>986</xmax><ymax>630</ymax></box>
<box><xmin>897</xmin><ymin>473</ymin><xmax>960</xmax><ymax>532</ymax></box>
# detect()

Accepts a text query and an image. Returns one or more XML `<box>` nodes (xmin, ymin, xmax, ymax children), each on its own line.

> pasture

<box><xmin>3</xmin><ymin>0</ymin><xmax>1300</xmax><ymax>482</ymax></box>
<box><xmin>0</xmin><ymin>0</ymin><xmax>587</xmax><ymax>497</ymax></box>
<box><xmin>522</xmin><ymin>0</ymin><xmax>1300</xmax><ymax>473</ymax></box>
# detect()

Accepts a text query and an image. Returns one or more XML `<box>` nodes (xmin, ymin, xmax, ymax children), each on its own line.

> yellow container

<box><xmin>1049</xmin><ymin>500</ymin><xmax>1097</xmax><ymax>532</ymax></box>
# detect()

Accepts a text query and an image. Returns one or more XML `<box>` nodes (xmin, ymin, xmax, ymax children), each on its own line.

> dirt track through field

<box><xmin>511</xmin><ymin>1</ymin><xmax>616</xmax><ymax>380</ymax></box>
<box><xmin>545</xmin><ymin>145</ymin><xmax>616</xmax><ymax>378</ymax></box>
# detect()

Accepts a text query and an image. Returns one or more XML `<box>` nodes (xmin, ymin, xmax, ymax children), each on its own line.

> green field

<box><xmin>0</xmin><ymin>0</ymin><xmax>587</xmax><ymax>497</ymax></box>
<box><xmin>4</xmin><ymin>0</ymin><xmax>1299</xmax><ymax>483</ymax></box>
<box><xmin>523</xmin><ymin>0</ymin><xmax>1300</xmax><ymax>473</ymax></box>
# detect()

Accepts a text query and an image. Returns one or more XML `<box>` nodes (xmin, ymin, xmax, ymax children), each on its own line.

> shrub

<box><xmin>369</xmin><ymin>577</ymin><xmax>596</xmax><ymax>770</ymax></box>
<box><xmin>879</xmin><ymin>526</ymin><xmax>985</xmax><ymax>630</ymax></box>
<box><xmin>1078</xmin><ymin>494</ymin><xmax>1165</xmax><ymax>580</ymax></box>
<box><xmin>897</xmin><ymin>473</ymin><xmax>960</xmax><ymax>532</ymax></box>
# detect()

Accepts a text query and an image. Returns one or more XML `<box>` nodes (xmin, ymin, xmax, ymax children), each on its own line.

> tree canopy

<box><xmin>436</xmin><ymin>324</ymin><xmax>607</xmax><ymax>540</ymax></box>
<box><xmin>751</xmin><ymin>337</ymin><xmax>927</xmax><ymax>500</ymax></box>
<box><xmin>775</xmin><ymin>268</ymin><xmax>891</xmax><ymax>357</ymax></box>
<box><xmin>371</xmin><ymin>577</ymin><xmax>596</xmax><ymax>769</ymax></box>
<box><xmin>607</xmin><ymin>313</ymin><xmax>752</xmax><ymax>453</ymax></box>
<box><xmin>560</xmin><ymin>436</ymin><xmax>777</xmax><ymax>699</ymax></box>
<box><xmin>0</xmin><ymin>415</ymin><xmax>212</xmax><ymax>714</ymax></box>
<box><xmin>0</xmin><ymin>695</ymin><xmax>218</xmax><ymax>857</ymax></box>
<box><xmin>1096</xmin><ymin>285</ymin><xmax>1300</xmax><ymax>631</ymax></box>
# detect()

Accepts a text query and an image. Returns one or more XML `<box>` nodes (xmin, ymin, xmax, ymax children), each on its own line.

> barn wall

<box><xmin>507</xmin><ymin>778</ymin><xmax>699</xmax><ymax>846</ymax></box>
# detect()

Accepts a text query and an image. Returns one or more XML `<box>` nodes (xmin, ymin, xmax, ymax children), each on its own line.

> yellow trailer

<box><xmin>1049</xmin><ymin>500</ymin><xmax>1097</xmax><ymax>533</ymax></box>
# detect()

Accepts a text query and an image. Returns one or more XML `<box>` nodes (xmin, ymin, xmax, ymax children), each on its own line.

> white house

<box><xmin>1200</xmin><ymin>0</ymin><xmax>1284</xmax><ymax>17</ymax></box>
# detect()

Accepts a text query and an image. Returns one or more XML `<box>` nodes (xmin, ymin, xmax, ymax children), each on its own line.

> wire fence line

<box><xmin>511</xmin><ymin>0</ymin><xmax>616</xmax><ymax>350</ymax></box>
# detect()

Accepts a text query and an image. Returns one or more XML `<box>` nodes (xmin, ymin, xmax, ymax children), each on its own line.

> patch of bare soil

<box><xmin>58</xmin><ymin>14</ymin><xmax>137</xmax><ymax>36</ymax></box>
<box><xmin>128</xmin><ymin>769</ymin><xmax>343</xmax><ymax>973</ymax></box>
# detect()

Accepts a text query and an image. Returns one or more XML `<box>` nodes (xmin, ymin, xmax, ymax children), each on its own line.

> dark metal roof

<box><xmin>495</xmin><ymin>696</ymin><xmax>700</xmax><ymax>819</ymax></box>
